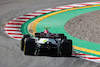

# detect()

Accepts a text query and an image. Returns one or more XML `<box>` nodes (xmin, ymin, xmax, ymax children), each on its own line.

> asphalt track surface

<box><xmin>0</xmin><ymin>0</ymin><xmax>100</xmax><ymax>67</ymax></box>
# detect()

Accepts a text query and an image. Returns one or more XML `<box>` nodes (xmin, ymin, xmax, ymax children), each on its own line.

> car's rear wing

<box><xmin>35</xmin><ymin>33</ymin><xmax>64</xmax><ymax>38</ymax></box>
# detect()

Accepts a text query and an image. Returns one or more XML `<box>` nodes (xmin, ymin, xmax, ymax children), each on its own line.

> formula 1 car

<box><xmin>21</xmin><ymin>27</ymin><xmax>72</xmax><ymax>57</ymax></box>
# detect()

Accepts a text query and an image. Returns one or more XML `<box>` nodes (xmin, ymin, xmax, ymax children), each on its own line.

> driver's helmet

<box><xmin>44</xmin><ymin>30</ymin><xmax>49</xmax><ymax>33</ymax></box>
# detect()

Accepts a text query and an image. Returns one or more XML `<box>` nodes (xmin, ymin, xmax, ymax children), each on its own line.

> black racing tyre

<box><xmin>21</xmin><ymin>37</ymin><xmax>25</xmax><ymax>51</ymax></box>
<box><xmin>61</xmin><ymin>39</ymin><xmax>72</xmax><ymax>57</ymax></box>
<box><xmin>21</xmin><ymin>35</ymin><xmax>30</xmax><ymax>51</ymax></box>
<box><xmin>24</xmin><ymin>38</ymin><xmax>36</xmax><ymax>55</ymax></box>
<box><xmin>21</xmin><ymin>42</ymin><xmax>24</xmax><ymax>51</ymax></box>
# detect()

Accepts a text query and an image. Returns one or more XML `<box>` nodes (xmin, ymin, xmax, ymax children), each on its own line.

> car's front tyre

<box><xmin>21</xmin><ymin>35</ymin><xmax>30</xmax><ymax>51</ymax></box>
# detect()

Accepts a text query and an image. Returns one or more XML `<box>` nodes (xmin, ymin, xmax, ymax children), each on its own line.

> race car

<box><xmin>21</xmin><ymin>27</ymin><xmax>72</xmax><ymax>57</ymax></box>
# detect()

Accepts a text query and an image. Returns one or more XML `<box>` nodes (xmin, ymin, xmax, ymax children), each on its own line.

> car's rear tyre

<box><xmin>61</xmin><ymin>39</ymin><xmax>72</xmax><ymax>57</ymax></box>
<box><xmin>21</xmin><ymin>38</ymin><xmax>25</xmax><ymax>51</ymax></box>
<box><xmin>21</xmin><ymin>35</ymin><xmax>30</xmax><ymax>51</ymax></box>
<box><xmin>24</xmin><ymin>38</ymin><xmax>36</xmax><ymax>55</ymax></box>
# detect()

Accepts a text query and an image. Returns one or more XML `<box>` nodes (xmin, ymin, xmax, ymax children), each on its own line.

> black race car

<box><xmin>21</xmin><ymin>27</ymin><xmax>72</xmax><ymax>56</ymax></box>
